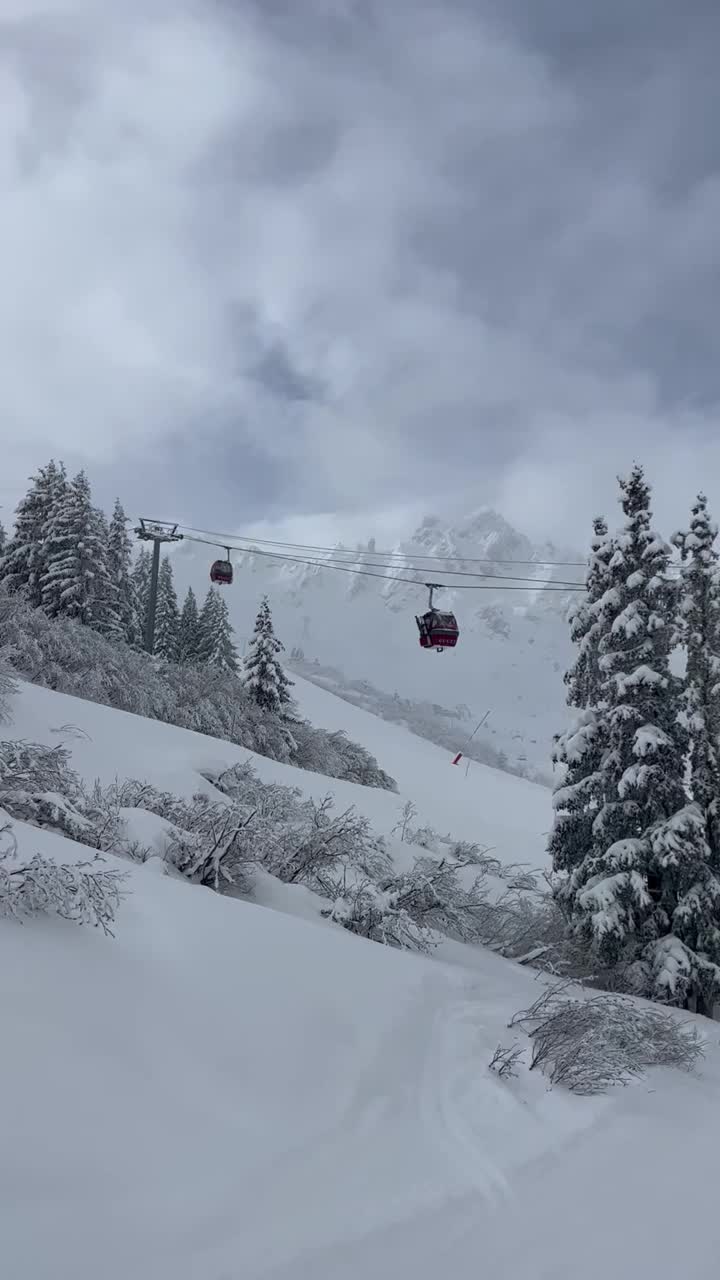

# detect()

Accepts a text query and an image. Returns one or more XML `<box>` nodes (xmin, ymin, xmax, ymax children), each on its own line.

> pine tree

<box><xmin>243</xmin><ymin>596</ymin><xmax>293</xmax><ymax>711</ymax></box>
<box><xmin>153</xmin><ymin>557</ymin><xmax>180</xmax><ymax>661</ymax></box>
<box><xmin>0</xmin><ymin>520</ymin><xmax>5</xmax><ymax>557</ymax></box>
<box><xmin>178</xmin><ymin>587</ymin><xmax>202</xmax><ymax>663</ymax></box>
<box><xmin>197</xmin><ymin>588</ymin><xmax>240</xmax><ymax>675</ymax></box>
<box><xmin>131</xmin><ymin>547</ymin><xmax>152</xmax><ymax>647</ymax></box>
<box><xmin>673</xmin><ymin>494</ymin><xmax>720</xmax><ymax>865</ymax></box>
<box><xmin>0</xmin><ymin>460</ymin><xmax>67</xmax><ymax>605</ymax></box>
<box><xmin>40</xmin><ymin>470</ymin><xmax>108</xmax><ymax>625</ymax></box>
<box><xmin>549</xmin><ymin>517</ymin><xmax>614</xmax><ymax>881</ymax></box>
<box><xmin>564</xmin><ymin>465</ymin><xmax>720</xmax><ymax>1007</ymax></box>
<box><xmin>99</xmin><ymin>499</ymin><xmax>141</xmax><ymax>647</ymax></box>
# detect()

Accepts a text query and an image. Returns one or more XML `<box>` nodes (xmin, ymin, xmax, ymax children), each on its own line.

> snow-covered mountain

<box><xmin>172</xmin><ymin>509</ymin><xmax>581</xmax><ymax>779</ymax></box>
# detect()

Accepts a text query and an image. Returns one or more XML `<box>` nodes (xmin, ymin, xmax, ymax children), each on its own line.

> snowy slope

<box><xmin>7</xmin><ymin>675</ymin><xmax>551</xmax><ymax>871</ymax></box>
<box><xmin>2</xmin><ymin>677</ymin><xmax>720</xmax><ymax>1278</ymax></box>
<box><xmin>170</xmin><ymin>508</ymin><xmax>579</xmax><ymax>777</ymax></box>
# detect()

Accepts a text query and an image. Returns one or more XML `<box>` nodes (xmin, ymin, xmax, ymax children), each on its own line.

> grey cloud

<box><xmin>1</xmin><ymin>0</ymin><xmax>719</xmax><ymax>544</ymax></box>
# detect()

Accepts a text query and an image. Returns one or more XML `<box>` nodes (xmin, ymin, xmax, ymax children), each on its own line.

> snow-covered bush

<box><xmin>109</xmin><ymin>780</ymin><xmax>256</xmax><ymax>891</ymax></box>
<box><xmin>321</xmin><ymin>875</ymin><xmax>437</xmax><ymax>952</ymax></box>
<box><xmin>505</xmin><ymin>982</ymin><xmax>703</xmax><ymax>1094</ymax></box>
<box><xmin>212</xmin><ymin>762</ymin><xmax>390</xmax><ymax>891</ymax></box>
<box><xmin>290</xmin><ymin>720</ymin><xmax>397</xmax><ymax>790</ymax></box>
<box><xmin>0</xmin><ymin>739</ymin><xmax>92</xmax><ymax>841</ymax></box>
<box><xmin>488</xmin><ymin>1042</ymin><xmax>525</xmax><ymax>1080</ymax></box>
<box><xmin>0</xmin><ymin>658</ymin><xmax>15</xmax><ymax>723</ymax></box>
<box><xmin>0</xmin><ymin>588</ymin><xmax>396</xmax><ymax>790</ymax></box>
<box><xmin>0</xmin><ymin>819</ymin><xmax>126</xmax><ymax>933</ymax></box>
<box><xmin>0</xmin><ymin>741</ymin><xmax>132</xmax><ymax>855</ymax></box>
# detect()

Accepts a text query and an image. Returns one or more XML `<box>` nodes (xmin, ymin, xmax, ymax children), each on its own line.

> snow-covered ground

<box><xmin>2</xmin><ymin>678</ymin><xmax>720</xmax><ymax>1279</ymax></box>
<box><xmin>8</xmin><ymin>674</ymin><xmax>552</xmax><ymax>873</ymax></box>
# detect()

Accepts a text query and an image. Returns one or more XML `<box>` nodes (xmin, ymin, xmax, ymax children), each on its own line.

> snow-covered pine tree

<box><xmin>40</xmin><ymin>470</ymin><xmax>108</xmax><ymax>625</ymax></box>
<box><xmin>673</xmin><ymin>494</ymin><xmax>720</xmax><ymax>867</ymax></box>
<box><xmin>243</xmin><ymin>596</ymin><xmax>293</xmax><ymax>712</ymax></box>
<box><xmin>131</xmin><ymin>547</ymin><xmax>152</xmax><ymax>646</ymax></box>
<box><xmin>178</xmin><ymin>587</ymin><xmax>202</xmax><ymax>664</ymax></box>
<box><xmin>197</xmin><ymin>587</ymin><xmax>240</xmax><ymax>675</ymax></box>
<box><xmin>153</xmin><ymin>557</ymin><xmax>180</xmax><ymax>661</ymax></box>
<box><xmin>0</xmin><ymin>460</ymin><xmax>67</xmax><ymax>605</ymax></box>
<box><xmin>565</xmin><ymin>465</ymin><xmax>720</xmax><ymax>1008</ymax></box>
<box><xmin>548</xmin><ymin>517</ymin><xmax>614</xmax><ymax>882</ymax></box>
<box><xmin>101</xmin><ymin>499</ymin><xmax>141</xmax><ymax>647</ymax></box>
<box><xmin>0</xmin><ymin>520</ymin><xmax>5</xmax><ymax>557</ymax></box>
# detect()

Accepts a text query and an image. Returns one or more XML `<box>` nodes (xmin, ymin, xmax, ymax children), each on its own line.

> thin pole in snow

<box><xmin>454</xmin><ymin>710</ymin><xmax>491</xmax><ymax>777</ymax></box>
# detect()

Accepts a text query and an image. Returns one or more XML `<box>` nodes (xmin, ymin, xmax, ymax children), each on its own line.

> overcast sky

<box><xmin>1</xmin><ymin>0</ymin><xmax>719</xmax><ymax>549</ymax></box>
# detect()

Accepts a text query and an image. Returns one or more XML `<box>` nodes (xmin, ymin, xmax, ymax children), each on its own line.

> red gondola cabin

<box><xmin>416</xmin><ymin>609</ymin><xmax>459</xmax><ymax>651</ymax></box>
<box><xmin>210</xmin><ymin>559</ymin><xmax>233</xmax><ymax>586</ymax></box>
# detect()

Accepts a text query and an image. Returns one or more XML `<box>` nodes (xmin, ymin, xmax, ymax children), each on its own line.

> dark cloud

<box><xmin>1</xmin><ymin>0</ymin><xmax>719</xmax><ymax>543</ymax></box>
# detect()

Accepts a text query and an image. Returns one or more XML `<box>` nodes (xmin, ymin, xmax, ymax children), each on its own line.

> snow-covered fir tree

<box><xmin>131</xmin><ymin>547</ymin><xmax>152</xmax><ymax>645</ymax></box>
<box><xmin>178</xmin><ymin>587</ymin><xmax>202</xmax><ymax>664</ymax></box>
<box><xmin>549</xmin><ymin>517</ymin><xmax>614</xmax><ymax>881</ymax></box>
<box><xmin>674</xmin><ymin>494</ymin><xmax>720</xmax><ymax>867</ymax></box>
<box><xmin>0</xmin><ymin>460</ymin><xmax>67</xmax><ymax>605</ymax></box>
<box><xmin>40</xmin><ymin>470</ymin><xmax>108</xmax><ymax>625</ymax></box>
<box><xmin>197</xmin><ymin>588</ymin><xmax>240</xmax><ymax>675</ymax></box>
<box><xmin>101</xmin><ymin>499</ymin><xmax>141</xmax><ymax>647</ymax></box>
<box><xmin>0</xmin><ymin>520</ymin><xmax>5</xmax><ymax>557</ymax></box>
<box><xmin>563</xmin><ymin>465</ymin><xmax>720</xmax><ymax>1009</ymax></box>
<box><xmin>153</xmin><ymin>557</ymin><xmax>180</xmax><ymax>661</ymax></box>
<box><xmin>243</xmin><ymin>596</ymin><xmax>293</xmax><ymax>712</ymax></box>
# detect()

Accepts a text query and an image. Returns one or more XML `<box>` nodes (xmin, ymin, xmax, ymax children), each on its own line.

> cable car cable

<box><xmin>181</xmin><ymin>532</ymin><xmax>586</xmax><ymax>591</ymax></box>
<box><xmin>174</xmin><ymin>522</ymin><xmax>589</xmax><ymax>568</ymax></box>
<box><xmin>174</xmin><ymin>529</ymin><xmax>585</xmax><ymax>587</ymax></box>
<box><xmin>172</xmin><ymin>520</ymin><xmax>683</xmax><ymax>577</ymax></box>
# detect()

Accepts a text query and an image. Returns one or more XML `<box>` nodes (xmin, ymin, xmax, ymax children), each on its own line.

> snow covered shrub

<box><xmin>321</xmin><ymin>875</ymin><xmax>436</xmax><ymax>952</ymax></box>
<box><xmin>322</xmin><ymin>848</ymin><xmax>534</xmax><ymax>955</ymax></box>
<box><xmin>285</xmin><ymin>720</ymin><xmax>397</xmax><ymax>790</ymax></box>
<box><xmin>507</xmin><ymin>982</ymin><xmax>703</xmax><ymax>1094</ymax></box>
<box><xmin>0</xmin><ymin>741</ymin><xmax>133</xmax><ymax>856</ymax></box>
<box><xmin>0</xmin><ymin>658</ymin><xmax>15</xmax><ymax>723</ymax></box>
<box><xmin>488</xmin><ymin>1042</ymin><xmax>525</xmax><ymax>1080</ymax></box>
<box><xmin>212</xmin><ymin>762</ymin><xmax>390</xmax><ymax>891</ymax></box>
<box><xmin>0</xmin><ymin>739</ymin><xmax>90</xmax><ymax>840</ymax></box>
<box><xmin>0</xmin><ymin>820</ymin><xmax>126</xmax><ymax>934</ymax></box>
<box><xmin>270</xmin><ymin>796</ymin><xmax>388</xmax><ymax>888</ymax></box>
<box><xmin>164</xmin><ymin>804</ymin><xmax>257</xmax><ymax>892</ymax></box>
<box><xmin>106</xmin><ymin>780</ymin><xmax>255</xmax><ymax>891</ymax></box>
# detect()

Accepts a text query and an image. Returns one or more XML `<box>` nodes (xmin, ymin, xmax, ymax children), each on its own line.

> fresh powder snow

<box><xmin>1</xmin><ymin>674</ymin><xmax>720</xmax><ymax>1277</ymax></box>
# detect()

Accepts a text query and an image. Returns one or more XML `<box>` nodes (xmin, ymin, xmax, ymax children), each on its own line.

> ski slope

<box><xmin>8</xmin><ymin>674</ymin><xmax>552</xmax><ymax>873</ymax></box>
<box><xmin>2</xmin><ymin>680</ymin><xmax>720</xmax><ymax>1278</ymax></box>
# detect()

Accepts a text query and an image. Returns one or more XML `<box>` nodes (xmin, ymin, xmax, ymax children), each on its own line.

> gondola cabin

<box><xmin>210</xmin><ymin>558</ymin><xmax>233</xmax><ymax>586</ymax></box>
<box><xmin>416</xmin><ymin>609</ymin><xmax>459</xmax><ymax>651</ymax></box>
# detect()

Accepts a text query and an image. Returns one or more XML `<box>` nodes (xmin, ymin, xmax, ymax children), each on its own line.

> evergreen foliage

<box><xmin>0</xmin><ymin>460</ymin><xmax>67</xmax><ymax>605</ymax></box>
<box><xmin>131</xmin><ymin>547</ymin><xmax>152</xmax><ymax>647</ymax></box>
<box><xmin>40</xmin><ymin>470</ymin><xmax>108</xmax><ymax>625</ymax></box>
<box><xmin>197</xmin><ymin>587</ymin><xmax>239</xmax><ymax>675</ymax></box>
<box><xmin>178</xmin><ymin>587</ymin><xmax>202</xmax><ymax>664</ymax></box>
<box><xmin>556</xmin><ymin>465</ymin><xmax>720</xmax><ymax>1009</ymax></box>
<box><xmin>153</xmin><ymin>557</ymin><xmax>180</xmax><ymax>661</ymax></box>
<box><xmin>674</xmin><ymin>494</ymin><xmax>720</xmax><ymax>866</ymax></box>
<box><xmin>549</xmin><ymin>517</ymin><xmax>613</xmax><ymax>879</ymax></box>
<box><xmin>104</xmin><ymin>500</ymin><xmax>141</xmax><ymax>647</ymax></box>
<box><xmin>243</xmin><ymin>596</ymin><xmax>293</xmax><ymax>713</ymax></box>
